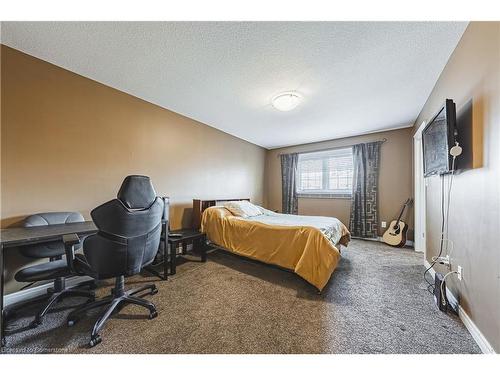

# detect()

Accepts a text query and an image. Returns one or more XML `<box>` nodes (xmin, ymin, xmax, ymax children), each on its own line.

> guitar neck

<box><xmin>395</xmin><ymin>201</ymin><xmax>410</xmax><ymax>225</ymax></box>
<box><xmin>395</xmin><ymin>209</ymin><xmax>405</xmax><ymax>225</ymax></box>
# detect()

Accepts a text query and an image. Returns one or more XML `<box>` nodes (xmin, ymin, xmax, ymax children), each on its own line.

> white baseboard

<box><xmin>3</xmin><ymin>276</ymin><xmax>93</xmax><ymax>307</ymax></box>
<box><xmin>353</xmin><ymin>236</ymin><xmax>414</xmax><ymax>248</ymax></box>
<box><xmin>458</xmin><ymin>304</ymin><xmax>496</xmax><ymax>354</ymax></box>
<box><xmin>424</xmin><ymin>260</ymin><xmax>495</xmax><ymax>354</ymax></box>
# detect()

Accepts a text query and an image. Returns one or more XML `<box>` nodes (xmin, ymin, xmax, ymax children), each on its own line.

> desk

<box><xmin>0</xmin><ymin>221</ymin><xmax>97</xmax><ymax>347</ymax></box>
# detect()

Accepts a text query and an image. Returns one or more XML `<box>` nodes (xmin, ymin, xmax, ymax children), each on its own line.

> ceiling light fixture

<box><xmin>271</xmin><ymin>91</ymin><xmax>302</xmax><ymax>111</ymax></box>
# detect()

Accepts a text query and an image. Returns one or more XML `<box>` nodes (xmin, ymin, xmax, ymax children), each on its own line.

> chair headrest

<box><xmin>117</xmin><ymin>175</ymin><xmax>157</xmax><ymax>209</ymax></box>
<box><xmin>23</xmin><ymin>212</ymin><xmax>84</xmax><ymax>227</ymax></box>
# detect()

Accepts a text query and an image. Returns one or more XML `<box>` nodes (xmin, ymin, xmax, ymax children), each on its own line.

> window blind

<box><xmin>296</xmin><ymin>147</ymin><xmax>353</xmax><ymax>196</ymax></box>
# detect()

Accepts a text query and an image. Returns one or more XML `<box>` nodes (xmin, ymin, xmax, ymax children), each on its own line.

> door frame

<box><xmin>413</xmin><ymin>121</ymin><xmax>426</xmax><ymax>254</ymax></box>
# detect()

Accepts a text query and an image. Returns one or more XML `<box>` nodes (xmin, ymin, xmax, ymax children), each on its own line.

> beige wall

<box><xmin>413</xmin><ymin>22</ymin><xmax>500</xmax><ymax>352</ymax></box>
<box><xmin>265</xmin><ymin>127</ymin><xmax>414</xmax><ymax>238</ymax></box>
<box><xmin>1</xmin><ymin>46</ymin><xmax>266</xmax><ymax>293</ymax></box>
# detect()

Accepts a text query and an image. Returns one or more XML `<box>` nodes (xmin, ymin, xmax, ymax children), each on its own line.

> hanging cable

<box><xmin>444</xmin><ymin>157</ymin><xmax>456</xmax><ymax>256</ymax></box>
<box><xmin>423</xmin><ymin>175</ymin><xmax>446</xmax><ymax>293</ymax></box>
<box><xmin>423</xmin><ymin>152</ymin><xmax>458</xmax><ymax>295</ymax></box>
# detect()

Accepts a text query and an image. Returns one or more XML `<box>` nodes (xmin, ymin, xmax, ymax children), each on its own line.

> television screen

<box><xmin>422</xmin><ymin>99</ymin><xmax>456</xmax><ymax>177</ymax></box>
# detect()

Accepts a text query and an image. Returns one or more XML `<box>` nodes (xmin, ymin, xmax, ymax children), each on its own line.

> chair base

<box><xmin>67</xmin><ymin>276</ymin><xmax>158</xmax><ymax>347</ymax></box>
<box><xmin>30</xmin><ymin>278</ymin><xmax>96</xmax><ymax>328</ymax></box>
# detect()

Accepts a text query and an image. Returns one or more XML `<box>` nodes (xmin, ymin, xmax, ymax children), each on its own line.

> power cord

<box><xmin>423</xmin><ymin>176</ymin><xmax>446</xmax><ymax>294</ymax></box>
<box><xmin>423</xmin><ymin>151</ymin><xmax>458</xmax><ymax>295</ymax></box>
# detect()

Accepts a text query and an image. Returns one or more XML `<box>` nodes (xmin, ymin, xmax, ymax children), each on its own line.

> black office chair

<box><xmin>63</xmin><ymin>175</ymin><xmax>165</xmax><ymax>347</ymax></box>
<box><xmin>14</xmin><ymin>212</ymin><xmax>95</xmax><ymax>327</ymax></box>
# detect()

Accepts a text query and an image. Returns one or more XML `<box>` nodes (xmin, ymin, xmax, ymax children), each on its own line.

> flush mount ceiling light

<box><xmin>271</xmin><ymin>91</ymin><xmax>302</xmax><ymax>111</ymax></box>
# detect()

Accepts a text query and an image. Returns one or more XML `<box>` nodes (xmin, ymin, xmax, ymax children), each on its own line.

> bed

<box><xmin>200</xmin><ymin>202</ymin><xmax>350</xmax><ymax>291</ymax></box>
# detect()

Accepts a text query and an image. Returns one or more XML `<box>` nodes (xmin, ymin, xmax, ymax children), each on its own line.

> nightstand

<box><xmin>168</xmin><ymin>229</ymin><xmax>208</xmax><ymax>275</ymax></box>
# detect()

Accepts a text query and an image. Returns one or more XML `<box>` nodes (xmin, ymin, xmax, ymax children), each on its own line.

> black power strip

<box><xmin>434</xmin><ymin>272</ymin><xmax>449</xmax><ymax>312</ymax></box>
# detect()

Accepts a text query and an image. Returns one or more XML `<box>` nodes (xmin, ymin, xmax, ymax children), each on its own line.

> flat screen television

<box><xmin>422</xmin><ymin>99</ymin><xmax>457</xmax><ymax>177</ymax></box>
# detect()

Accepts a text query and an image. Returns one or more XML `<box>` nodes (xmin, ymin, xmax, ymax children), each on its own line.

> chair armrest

<box><xmin>63</xmin><ymin>233</ymin><xmax>80</xmax><ymax>274</ymax></box>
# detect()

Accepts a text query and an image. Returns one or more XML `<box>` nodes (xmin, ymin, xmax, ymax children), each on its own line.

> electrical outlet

<box><xmin>447</xmin><ymin>255</ymin><xmax>452</xmax><ymax>269</ymax></box>
<box><xmin>457</xmin><ymin>265</ymin><xmax>463</xmax><ymax>281</ymax></box>
<box><xmin>438</xmin><ymin>255</ymin><xmax>451</xmax><ymax>268</ymax></box>
<box><xmin>381</xmin><ymin>221</ymin><xmax>387</xmax><ymax>228</ymax></box>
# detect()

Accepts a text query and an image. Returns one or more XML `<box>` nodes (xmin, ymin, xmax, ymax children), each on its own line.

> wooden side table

<box><xmin>168</xmin><ymin>229</ymin><xmax>207</xmax><ymax>275</ymax></box>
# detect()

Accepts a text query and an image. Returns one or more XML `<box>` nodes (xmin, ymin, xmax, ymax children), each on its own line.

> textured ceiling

<box><xmin>1</xmin><ymin>22</ymin><xmax>468</xmax><ymax>149</ymax></box>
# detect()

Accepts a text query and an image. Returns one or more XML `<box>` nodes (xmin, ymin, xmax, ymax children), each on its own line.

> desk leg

<box><xmin>162</xmin><ymin>241</ymin><xmax>168</xmax><ymax>280</ymax></box>
<box><xmin>1</xmin><ymin>243</ymin><xmax>5</xmax><ymax>347</ymax></box>
<box><xmin>200</xmin><ymin>236</ymin><xmax>207</xmax><ymax>263</ymax></box>
<box><xmin>170</xmin><ymin>244</ymin><xmax>177</xmax><ymax>275</ymax></box>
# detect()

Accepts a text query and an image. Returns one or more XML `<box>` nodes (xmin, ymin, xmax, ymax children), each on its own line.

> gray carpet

<box><xmin>1</xmin><ymin>239</ymin><xmax>481</xmax><ymax>354</ymax></box>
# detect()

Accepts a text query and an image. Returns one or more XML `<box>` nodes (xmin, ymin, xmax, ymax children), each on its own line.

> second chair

<box><xmin>14</xmin><ymin>212</ymin><xmax>95</xmax><ymax>327</ymax></box>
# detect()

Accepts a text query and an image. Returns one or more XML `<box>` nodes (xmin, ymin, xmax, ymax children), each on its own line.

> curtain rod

<box><xmin>276</xmin><ymin>138</ymin><xmax>387</xmax><ymax>157</ymax></box>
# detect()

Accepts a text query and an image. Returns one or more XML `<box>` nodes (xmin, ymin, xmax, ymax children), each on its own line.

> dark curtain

<box><xmin>280</xmin><ymin>153</ymin><xmax>299</xmax><ymax>214</ymax></box>
<box><xmin>349</xmin><ymin>141</ymin><xmax>382</xmax><ymax>238</ymax></box>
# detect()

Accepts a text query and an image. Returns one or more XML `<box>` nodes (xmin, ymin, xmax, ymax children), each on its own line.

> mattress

<box><xmin>201</xmin><ymin>206</ymin><xmax>350</xmax><ymax>291</ymax></box>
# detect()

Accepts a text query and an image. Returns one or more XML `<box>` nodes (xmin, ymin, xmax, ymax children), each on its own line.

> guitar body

<box><xmin>382</xmin><ymin>220</ymin><xmax>408</xmax><ymax>247</ymax></box>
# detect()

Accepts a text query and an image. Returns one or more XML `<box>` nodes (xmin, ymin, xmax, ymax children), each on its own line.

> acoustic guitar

<box><xmin>382</xmin><ymin>198</ymin><xmax>413</xmax><ymax>247</ymax></box>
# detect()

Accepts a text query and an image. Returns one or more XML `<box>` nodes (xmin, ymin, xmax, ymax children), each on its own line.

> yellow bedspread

<box><xmin>201</xmin><ymin>207</ymin><xmax>350</xmax><ymax>291</ymax></box>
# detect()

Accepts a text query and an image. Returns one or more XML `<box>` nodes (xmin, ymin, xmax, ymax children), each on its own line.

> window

<box><xmin>296</xmin><ymin>147</ymin><xmax>353</xmax><ymax>197</ymax></box>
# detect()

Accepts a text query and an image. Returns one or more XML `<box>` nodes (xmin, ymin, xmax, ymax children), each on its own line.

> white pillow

<box><xmin>256</xmin><ymin>206</ymin><xmax>278</xmax><ymax>216</ymax></box>
<box><xmin>222</xmin><ymin>201</ymin><xmax>262</xmax><ymax>218</ymax></box>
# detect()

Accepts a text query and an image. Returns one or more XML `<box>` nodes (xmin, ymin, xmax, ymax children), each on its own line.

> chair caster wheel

<box><xmin>89</xmin><ymin>336</ymin><xmax>102</xmax><ymax>347</ymax></box>
<box><xmin>29</xmin><ymin>319</ymin><xmax>41</xmax><ymax>328</ymax></box>
<box><xmin>150</xmin><ymin>288</ymin><xmax>158</xmax><ymax>295</ymax></box>
<box><xmin>149</xmin><ymin>311</ymin><xmax>158</xmax><ymax>319</ymax></box>
<box><xmin>67</xmin><ymin>314</ymin><xmax>80</xmax><ymax>326</ymax></box>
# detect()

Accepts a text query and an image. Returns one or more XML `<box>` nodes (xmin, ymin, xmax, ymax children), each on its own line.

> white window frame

<box><xmin>296</xmin><ymin>147</ymin><xmax>354</xmax><ymax>198</ymax></box>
